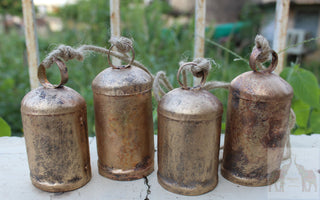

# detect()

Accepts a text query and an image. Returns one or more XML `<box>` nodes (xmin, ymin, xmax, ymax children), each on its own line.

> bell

<box><xmin>92</xmin><ymin>44</ymin><xmax>154</xmax><ymax>180</ymax></box>
<box><xmin>221</xmin><ymin>49</ymin><xmax>293</xmax><ymax>186</ymax></box>
<box><xmin>157</xmin><ymin>62</ymin><xmax>223</xmax><ymax>195</ymax></box>
<box><xmin>21</xmin><ymin>58</ymin><xmax>91</xmax><ymax>192</ymax></box>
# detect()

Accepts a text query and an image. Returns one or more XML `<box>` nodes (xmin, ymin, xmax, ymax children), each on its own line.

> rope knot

<box><xmin>253</xmin><ymin>35</ymin><xmax>272</xmax><ymax>64</ymax></box>
<box><xmin>41</xmin><ymin>45</ymin><xmax>84</xmax><ymax>68</ymax></box>
<box><xmin>179</xmin><ymin>58</ymin><xmax>212</xmax><ymax>78</ymax></box>
<box><xmin>109</xmin><ymin>37</ymin><xmax>133</xmax><ymax>54</ymax></box>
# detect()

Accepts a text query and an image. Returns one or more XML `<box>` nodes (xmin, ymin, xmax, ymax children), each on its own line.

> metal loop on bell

<box><xmin>177</xmin><ymin>62</ymin><xmax>207</xmax><ymax>90</ymax></box>
<box><xmin>107</xmin><ymin>44</ymin><xmax>135</xmax><ymax>69</ymax></box>
<box><xmin>249</xmin><ymin>48</ymin><xmax>278</xmax><ymax>73</ymax></box>
<box><xmin>38</xmin><ymin>58</ymin><xmax>69</xmax><ymax>89</ymax></box>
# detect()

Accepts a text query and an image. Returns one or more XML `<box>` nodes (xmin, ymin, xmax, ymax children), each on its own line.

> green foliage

<box><xmin>0</xmin><ymin>0</ymin><xmax>22</xmax><ymax>15</ymax></box>
<box><xmin>0</xmin><ymin>31</ymin><xmax>28</xmax><ymax>136</ymax></box>
<box><xmin>0</xmin><ymin>117</ymin><xmax>11</xmax><ymax>137</ymax></box>
<box><xmin>281</xmin><ymin>64</ymin><xmax>320</xmax><ymax>108</ymax></box>
<box><xmin>281</xmin><ymin>63</ymin><xmax>320</xmax><ymax>134</ymax></box>
<box><xmin>1</xmin><ymin>0</ymin><xmax>319</xmax><ymax>136</ymax></box>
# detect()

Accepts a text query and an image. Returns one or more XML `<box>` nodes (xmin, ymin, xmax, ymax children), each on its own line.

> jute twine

<box><xmin>41</xmin><ymin>35</ymin><xmax>295</xmax><ymax>162</ymax></box>
<box><xmin>153</xmin><ymin>35</ymin><xmax>295</xmax><ymax>163</ymax></box>
<box><xmin>40</xmin><ymin>37</ymin><xmax>153</xmax><ymax>79</ymax></box>
<box><xmin>153</xmin><ymin>58</ymin><xmax>231</xmax><ymax>101</ymax></box>
<box><xmin>253</xmin><ymin>34</ymin><xmax>272</xmax><ymax>70</ymax></box>
<box><xmin>109</xmin><ymin>37</ymin><xmax>133</xmax><ymax>54</ymax></box>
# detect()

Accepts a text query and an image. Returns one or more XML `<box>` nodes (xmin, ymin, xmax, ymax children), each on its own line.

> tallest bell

<box><xmin>92</xmin><ymin>43</ymin><xmax>154</xmax><ymax>180</ymax></box>
<box><xmin>221</xmin><ymin>49</ymin><xmax>293</xmax><ymax>186</ymax></box>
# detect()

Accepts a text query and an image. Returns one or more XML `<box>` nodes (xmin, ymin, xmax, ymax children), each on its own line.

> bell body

<box><xmin>222</xmin><ymin>71</ymin><xmax>293</xmax><ymax>186</ymax></box>
<box><xmin>92</xmin><ymin>66</ymin><xmax>154</xmax><ymax>181</ymax></box>
<box><xmin>157</xmin><ymin>88</ymin><xmax>223</xmax><ymax>195</ymax></box>
<box><xmin>21</xmin><ymin>86</ymin><xmax>91</xmax><ymax>192</ymax></box>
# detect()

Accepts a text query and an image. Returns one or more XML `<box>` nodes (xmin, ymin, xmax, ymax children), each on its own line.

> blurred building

<box><xmin>255</xmin><ymin>0</ymin><xmax>320</xmax><ymax>55</ymax></box>
<box><xmin>169</xmin><ymin>0</ymin><xmax>319</xmax><ymax>55</ymax></box>
<box><xmin>34</xmin><ymin>0</ymin><xmax>77</xmax><ymax>14</ymax></box>
<box><xmin>168</xmin><ymin>0</ymin><xmax>247</xmax><ymax>24</ymax></box>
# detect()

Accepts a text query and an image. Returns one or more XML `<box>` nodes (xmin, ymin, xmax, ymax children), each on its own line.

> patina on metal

<box><xmin>92</xmin><ymin>45</ymin><xmax>154</xmax><ymax>181</ymax></box>
<box><xmin>21</xmin><ymin>58</ymin><xmax>91</xmax><ymax>192</ymax></box>
<box><xmin>221</xmin><ymin>49</ymin><xmax>294</xmax><ymax>186</ymax></box>
<box><xmin>157</xmin><ymin>62</ymin><xmax>223</xmax><ymax>196</ymax></box>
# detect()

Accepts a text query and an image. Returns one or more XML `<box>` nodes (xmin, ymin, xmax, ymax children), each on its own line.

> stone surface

<box><xmin>0</xmin><ymin>135</ymin><xmax>319</xmax><ymax>200</ymax></box>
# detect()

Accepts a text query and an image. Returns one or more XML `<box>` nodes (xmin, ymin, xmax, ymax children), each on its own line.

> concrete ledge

<box><xmin>0</xmin><ymin>135</ymin><xmax>319</xmax><ymax>200</ymax></box>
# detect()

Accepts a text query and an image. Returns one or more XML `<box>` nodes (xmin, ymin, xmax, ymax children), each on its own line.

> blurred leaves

<box><xmin>281</xmin><ymin>63</ymin><xmax>320</xmax><ymax>135</ymax></box>
<box><xmin>0</xmin><ymin>0</ymin><xmax>22</xmax><ymax>15</ymax></box>
<box><xmin>1</xmin><ymin>0</ymin><xmax>319</xmax><ymax>136</ymax></box>
<box><xmin>0</xmin><ymin>31</ymin><xmax>28</xmax><ymax>136</ymax></box>
<box><xmin>281</xmin><ymin>64</ymin><xmax>320</xmax><ymax>109</ymax></box>
<box><xmin>0</xmin><ymin>117</ymin><xmax>11</xmax><ymax>137</ymax></box>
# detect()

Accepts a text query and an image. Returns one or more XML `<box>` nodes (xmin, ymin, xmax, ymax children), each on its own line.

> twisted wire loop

<box><xmin>250</xmin><ymin>35</ymin><xmax>278</xmax><ymax>73</ymax></box>
<box><xmin>107</xmin><ymin>37</ymin><xmax>135</xmax><ymax>69</ymax></box>
<box><xmin>38</xmin><ymin>58</ymin><xmax>68</xmax><ymax>89</ymax></box>
<box><xmin>177</xmin><ymin>58</ymin><xmax>213</xmax><ymax>90</ymax></box>
<box><xmin>154</xmin><ymin>58</ymin><xmax>230</xmax><ymax>101</ymax></box>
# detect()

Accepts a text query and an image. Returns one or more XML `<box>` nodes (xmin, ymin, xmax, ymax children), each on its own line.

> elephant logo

<box><xmin>294</xmin><ymin>156</ymin><xmax>318</xmax><ymax>192</ymax></box>
<box><xmin>269</xmin><ymin>158</ymin><xmax>292</xmax><ymax>192</ymax></box>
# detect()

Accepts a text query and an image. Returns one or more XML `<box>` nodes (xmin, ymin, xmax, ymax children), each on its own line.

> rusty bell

<box><xmin>157</xmin><ymin>63</ymin><xmax>223</xmax><ymax>195</ymax></box>
<box><xmin>92</xmin><ymin>47</ymin><xmax>154</xmax><ymax>180</ymax></box>
<box><xmin>221</xmin><ymin>49</ymin><xmax>294</xmax><ymax>186</ymax></box>
<box><xmin>21</xmin><ymin>59</ymin><xmax>91</xmax><ymax>192</ymax></box>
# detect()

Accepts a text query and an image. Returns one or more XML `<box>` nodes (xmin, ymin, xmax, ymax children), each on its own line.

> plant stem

<box><xmin>307</xmin><ymin>107</ymin><xmax>314</xmax><ymax>129</ymax></box>
<box><xmin>204</xmin><ymin>37</ymin><xmax>249</xmax><ymax>65</ymax></box>
<box><xmin>278</xmin><ymin>36</ymin><xmax>320</xmax><ymax>54</ymax></box>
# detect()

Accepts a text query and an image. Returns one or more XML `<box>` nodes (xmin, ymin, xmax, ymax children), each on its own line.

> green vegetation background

<box><xmin>0</xmin><ymin>0</ymin><xmax>319</xmax><ymax>137</ymax></box>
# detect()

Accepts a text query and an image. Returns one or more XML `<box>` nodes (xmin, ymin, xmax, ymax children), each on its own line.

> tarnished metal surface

<box><xmin>194</xmin><ymin>0</ymin><xmax>206</xmax><ymax>85</ymax></box>
<box><xmin>21</xmin><ymin>86</ymin><xmax>92</xmax><ymax>192</ymax></box>
<box><xmin>22</xmin><ymin>0</ymin><xmax>40</xmax><ymax>89</ymax></box>
<box><xmin>221</xmin><ymin>50</ymin><xmax>293</xmax><ymax>186</ymax></box>
<box><xmin>273</xmin><ymin>0</ymin><xmax>290</xmax><ymax>75</ymax></box>
<box><xmin>157</xmin><ymin>64</ymin><xmax>223</xmax><ymax>195</ymax></box>
<box><xmin>110</xmin><ymin>0</ymin><xmax>121</xmax><ymax>66</ymax></box>
<box><xmin>92</xmin><ymin>66</ymin><xmax>154</xmax><ymax>181</ymax></box>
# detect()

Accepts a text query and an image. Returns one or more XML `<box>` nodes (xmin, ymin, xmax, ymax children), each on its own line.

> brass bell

<box><xmin>157</xmin><ymin>62</ymin><xmax>223</xmax><ymax>195</ymax></box>
<box><xmin>92</xmin><ymin>43</ymin><xmax>154</xmax><ymax>180</ymax></box>
<box><xmin>221</xmin><ymin>49</ymin><xmax>294</xmax><ymax>186</ymax></box>
<box><xmin>21</xmin><ymin>58</ymin><xmax>92</xmax><ymax>192</ymax></box>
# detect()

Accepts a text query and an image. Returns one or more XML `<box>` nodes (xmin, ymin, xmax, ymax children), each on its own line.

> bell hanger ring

<box><xmin>249</xmin><ymin>48</ymin><xmax>278</xmax><ymax>73</ymax></box>
<box><xmin>177</xmin><ymin>62</ymin><xmax>207</xmax><ymax>90</ymax></box>
<box><xmin>38</xmin><ymin>58</ymin><xmax>69</xmax><ymax>89</ymax></box>
<box><xmin>107</xmin><ymin>43</ymin><xmax>135</xmax><ymax>69</ymax></box>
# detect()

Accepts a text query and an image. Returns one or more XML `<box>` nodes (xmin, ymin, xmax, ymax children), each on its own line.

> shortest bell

<box><xmin>157</xmin><ymin>62</ymin><xmax>223</xmax><ymax>196</ymax></box>
<box><xmin>21</xmin><ymin>59</ymin><xmax>91</xmax><ymax>192</ymax></box>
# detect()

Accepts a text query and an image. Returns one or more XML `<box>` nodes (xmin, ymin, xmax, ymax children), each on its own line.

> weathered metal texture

<box><xmin>110</xmin><ymin>0</ymin><xmax>121</xmax><ymax>66</ymax></box>
<box><xmin>92</xmin><ymin>66</ymin><xmax>154</xmax><ymax>181</ymax></box>
<box><xmin>21</xmin><ymin>86</ymin><xmax>92</xmax><ymax>192</ymax></box>
<box><xmin>221</xmin><ymin>50</ymin><xmax>293</xmax><ymax>186</ymax></box>
<box><xmin>157</xmin><ymin>65</ymin><xmax>223</xmax><ymax>195</ymax></box>
<box><xmin>273</xmin><ymin>0</ymin><xmax>290</xmax><ymax>75</ymax></box>
<box><xmin>194</xmin><ymin>0</ymin><xmax>206</xmax><ymax>85</ymax></box>
<box><xmin>22</xmin><ymin>0</ymin><xmax>40</xmax><ymax>89</ymax></box>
